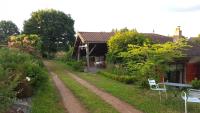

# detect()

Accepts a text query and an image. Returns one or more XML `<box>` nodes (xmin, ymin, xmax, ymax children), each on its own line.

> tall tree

<box><xmin>0</xmin><ymin>20</ymin><xmax>19</xmax><ymax>42</ymax></box>
<box><xmin>23</xmin><ymin>9</ymin><xmax>75</xmax><ymax>57</ymax></box>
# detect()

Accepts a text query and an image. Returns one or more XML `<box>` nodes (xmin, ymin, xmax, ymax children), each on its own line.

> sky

<box><xmin>0</xmin><ymin>0</ymin><xmax>200</xmax><ymax>37</ymax></box>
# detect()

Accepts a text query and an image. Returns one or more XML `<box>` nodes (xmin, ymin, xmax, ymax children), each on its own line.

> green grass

<box><xmin>46</xmin><ymin>61</ymin><xmax>119</xmax><ymax>113</ymax></box>
<box><xmin>79</xmin><ymin>72</ymin><xmax>200</xmax><ymax>113</ymax></box>
<box><xmin>31</xmin><ymin>73</ymin><xmax>66</xmax><ymax>113</ymax></box>
<box><xmin>56</xmin><ymin>61</ymin><xmax>200</xmax><ymax>113</ymax></box>
<box><xmin>77</xmin><ymin>73</ymin><xmax>184</xmax><ymax>113</ymax></box>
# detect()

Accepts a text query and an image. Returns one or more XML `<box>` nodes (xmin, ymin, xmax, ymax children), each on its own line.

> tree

<box><xmin>23</xmin><ymin>9</ymin><xmax>75</xmax><ymax>57</ymax></box>
<box><xmin>107</xmin><ymin>30</ymin><xmax>189</xmax><ymax>87</ymax></box>
<box><xmin>119</xmin><ymin>39</ymin><xmax>188</xmax><ymax>87</ymax></box>
<box><xmin>0</xmin><ymin>20</ymin><xmax>19</xmax><ymax>42</ymax></box>
<box><xmin>107</xmin><ymin>30</ymin><xmax>151</xmax><ymax>63</ymax></box>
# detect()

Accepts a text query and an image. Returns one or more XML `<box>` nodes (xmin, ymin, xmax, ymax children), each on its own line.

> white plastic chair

<box><xmin>181</xmin><ymin>89</ymin><xmax>200</xmax><ymax>113</ymax></box>
<box><xmin>148</xmin><ymin>79</ymin><xmax>167</xmax><ymax>101</ymax></box>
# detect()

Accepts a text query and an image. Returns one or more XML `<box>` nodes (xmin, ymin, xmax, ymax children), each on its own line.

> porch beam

<box><xmin>89</xmin><ymin>45</ymin><xmax>96</xmax><ymax>55</ymax></box>
<box><xmin>85</xmin><ymin>43</ymin><xmax>90</xmax><ymax>71</ymax></box>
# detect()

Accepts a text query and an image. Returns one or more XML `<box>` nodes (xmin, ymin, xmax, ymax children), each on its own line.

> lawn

<box><xmin>31</xmin><ymin>72</ymin><xmax>66</xmax><ymax>113</ymax></box>
<box><xmin>56</xmin><ymin>61</ymin><xmax>200</xmax><ymax>113</ymax></box>
<box><xmin>76</xmin><ymin>73</ymin><xmax>183</xmax><ymax>113</ymax></box>
<box><xmin>46</xmin><ymin>61</ymin><xmax>119</xmax><ymax>113</ymax></box>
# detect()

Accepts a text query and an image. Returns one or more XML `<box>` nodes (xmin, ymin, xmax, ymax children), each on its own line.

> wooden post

<box><xmin>85</xmin><ymin>43</ymin><xmax>90</xmax><ymax>71</ymax></box>
<box><xmin>77</xmin><ymin>46</ymin><xmax>80</xmax><ymax>61</ymax></box>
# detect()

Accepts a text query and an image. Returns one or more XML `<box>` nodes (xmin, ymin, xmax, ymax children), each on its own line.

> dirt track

<box><xmin>44</xmin><ymin>61</ymin><xmax>88</xmax><ymax>113</ymax></box>
<box><xmin>65</xmin><ymin>70</ymin><xmax>143</xmax><ymax>113</ymax></box>
<box><xmin>44</xmin><ymin>60</ymin><xmax>143</xmax><ymax>113</ymax></box>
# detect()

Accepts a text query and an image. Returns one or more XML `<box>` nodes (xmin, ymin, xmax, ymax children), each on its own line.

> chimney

<box><xmin>173</xmin><ymin>26</ymin><xmax>182</xmax><ymax>42</ymax></box>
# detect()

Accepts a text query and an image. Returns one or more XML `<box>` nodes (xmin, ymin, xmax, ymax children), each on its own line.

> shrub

<box><xmin>8</xmin><ymin>34</ymin><xmax>41</xmax><ymax>57</ymax></box>
<box><xmin>55</xmin><ymin>51</ymin><xmax>66</xmax><ymax>60</ymax></box>
<box><xmin>21</xmin><ymin>61</ymin><xmax>47</xmax><ymax>88</ymax></box>
<box><xmin>191</xmin><ymin>79</ymin><xmax>200</xmax><ymax>89</ymax></box>
<box><xmin>98</xmin><ymin>71</ymin><xmax>136</xmax><ymax>84</ymax></box>
<box><xmin>0</xmin><ymin>66</ymin><xmax>17</xmax><ymax>113</ymax></box>
<box><xmin>107</xmin><ymin>29</ymin><xmax>188</xmax><ymax>88</ymax></box>
<box><xmin>0</xmin><ymin>48</ymin><xmax>47</xmax><ymax>93</ymax></box>
<box><xmin>56</xmin><ymin>46</ymin><xmax>73</xmax><ymax>62</ymax></box>
<box><xmin>55</xmin><ymin>46</ymin><xmax>84</xmax><ymax>72</ymax></box>
<box><xmin>66</xmin><ymin>60</ymin><xmax>84</xmax><ymax>72</ymax></box>
<box><xmin>0</xmin><ymin>48</ymin><xmax>47</xmax><ymax>112</ymax></box>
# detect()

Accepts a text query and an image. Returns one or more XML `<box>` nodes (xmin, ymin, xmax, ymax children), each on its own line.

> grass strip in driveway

<box><xmin>47</xmin><ymin>61</ymin><xmax>119</xmax><ymax>113</ymax></box>
<box><xmin>31</xmin><ymin>75</ymin><xmax>66</xmax><ymax>113</ymax></box>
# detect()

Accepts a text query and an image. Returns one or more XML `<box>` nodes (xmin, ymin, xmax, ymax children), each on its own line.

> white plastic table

<box><xmin>163</xmin><ymin>82</ymin><xmax>192</xmax><ymax>97</ymax></box>
<box><xmin>163</xmin><ymin>82</ymin><xmax>192</xmax><ymax>88</ymax></box>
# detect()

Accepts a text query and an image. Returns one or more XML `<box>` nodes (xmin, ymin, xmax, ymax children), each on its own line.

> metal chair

<box><xmin>148</xmin><ymin>79</ymin><xmax>167</xmax><ymax>101</ymax></box>
<box><xmin>181</xmin><ymin>89</ymin><xmax>200</xmax><ymax>113</ymax></box>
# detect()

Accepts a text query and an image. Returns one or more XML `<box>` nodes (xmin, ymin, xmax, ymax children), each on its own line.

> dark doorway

<box><xmin>166</xmin><ymin>64</ymin><xmax>184</xmax><ymax>83</ymax></box>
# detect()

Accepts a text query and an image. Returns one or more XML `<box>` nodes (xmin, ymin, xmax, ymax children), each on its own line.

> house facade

<box><xmin>73</xmin><ymin>27</ymin><xmax>200</xmax><ymax>83</ymax></box>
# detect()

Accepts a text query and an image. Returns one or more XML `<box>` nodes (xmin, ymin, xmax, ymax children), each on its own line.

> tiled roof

<box><xmin>77</xmin><ymin>32</ymin><xmax>173</xmax><ymax>44</ymax></box>
<box><xmin>75</xmin><ymin>31</ymin><xmax>200</xmax><ymax>57</ymax></box>
<box><xmin>142</xmin><ymin>33</ymin><xmax>173</xmax><ymax>43</ymax></box>
<box><xmin>186</xmin><ymin>38</ymin><xmax>200</xmax><ymax>57</ymax></box>
<box><xmin>77</xmin><ymin>32</ymin><xmax>115</xmax><ymax>43</ymax></box>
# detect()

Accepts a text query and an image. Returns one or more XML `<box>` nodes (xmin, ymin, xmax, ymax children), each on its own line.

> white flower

<box><xmin>26</xmin><ymin>77</ymin><xmax>31</xmax><ymax>81</ymax></box>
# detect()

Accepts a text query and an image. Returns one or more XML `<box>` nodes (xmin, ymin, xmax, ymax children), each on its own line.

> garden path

<box><xmin>64</xmin><ymin>69</ymin><xmax>143</xmax><ymax>113</ymax></box>
<box><xmin>44</xmin><ymin>61</ymin><xmax>88</xmax><ymax>113</ymax></box>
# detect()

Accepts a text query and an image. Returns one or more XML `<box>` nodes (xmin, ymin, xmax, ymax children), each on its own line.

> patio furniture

<box><xmin>164</xmin><ymin>82</ymin><xmax>192</xmax><ymax>89</ymax></box>
<box><xmin>94</xmin><ymin>61</ymin><xmax>105</xmax><ymax>68</ymax></box>
<box><xmin>163</xmin><ymin>82</ymin><xmax>192</xmax><ymax>97</ymax></box>
<box><xmin>148</xmin><ymin>79</ymin><xmax>167</xmax><ymax>101</ymax></box>
<box><xmin>181</xmin><ymin>89</ymin><xmax>200</xmax><ymax>113</ymax></box>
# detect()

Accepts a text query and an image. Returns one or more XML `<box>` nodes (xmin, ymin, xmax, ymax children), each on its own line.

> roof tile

<box><xmin>77</xmin><ymin>32</ymin><xmax>115</xmax><ymax>43</ymax></box>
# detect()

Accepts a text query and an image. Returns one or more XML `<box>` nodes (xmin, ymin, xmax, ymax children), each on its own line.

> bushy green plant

<box><xmin>191</xmin><ymin>79</ymin><xmax>200</xmax><ymax>89</ymax></box>
<box><xmin>56</xmin><ymin>46</ymin><xmax>74</xmax><ymax>62</ymax></box>
<box><xmin>107</xmin><ymin>30</ymin><xmax>151</xmax><ymax>63</ymax></box>
<box><xmin>55</xmin><ymin>46</ymin><xmax>84</xmax><ymax>72</ymax></box>
<box><xmin>21</xmin><ymin>61</ymin><xmax>47</xmax><ymax>88</ymax></box>
<box><xmin>0</xmin><ymin>48</ymin><xmax>47</xmax><ymax>112</ymax></box>
<box><xmin>98</xmin><ymin>71</ymin><xmax>136</xmax><ymax>84</ymax></box>
<box><xmin>66</xmin><ymin>60</ymin><xmax>84</xmax><ymax>72</ymax></box>
<box><xmin>106</xmin><ymin>29</ymin><xmax>189</xmax><ymax>87</ymax></box>
<box><xmin>8</xmin><ymin>34</ymin><xmax>41</xmax><ymax>57</ymax></box>
<box><xmin>0</xmin><ymin>66</ymin><xmax>18</xmax><ymax>113</ymax></box>
<box><xmin>118</xmin><ymin>39</ymin><xmax>188</xmax><ymax>87</ymax></box>
<box><xmin>0</xmin><ymin>48</ymin><xmax>47</xmax><ymax>88</ymax></box>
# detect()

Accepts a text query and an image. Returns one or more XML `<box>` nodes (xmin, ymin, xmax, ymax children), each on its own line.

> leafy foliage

<box><xmin>0</xmin><ymin>48</ymin><xmax>47</xmax><ymax>89</ymax></box>
<box><xmin>0</xmin><ymin>48</ymin><xmax>47</xmax><ymax>112</ymax></box>
<box><xmin>107</xmin><ymin>30</ymin><xmax>151</xmax><ymax>63</ymax></box>
<box><xmin>120</xmin><ymin>39</ymin><xmax>188</xmax><ymax>87</ymax></box>
<box><xmin>56</xmin><ymin>46</ymin><xmax>74</xmax><ymax>62</ymax></box>
<box><xmin>98</xmin><ymin>71</ymin><xmax>136</xmax><ymax>84</ymax></box>
<box><xmin>0</xmin><ymin>20</ymin><xmax>19</xmax><ymax>43</ymax></box>
<box><xmin>56</xmin><ymin>46</ymin><xmax>84</xmax><ymax>72</ymax></box>
<box><xmin>23</xmin><ymin>9</ymin><xmax>75</xmax><ymax>57</ymax></box>
<box><xmin>8</xmin><ymin>34</ymin><xmax>41</xmax><ymax>56</ymax></box>
<box><xmin>107</xmin><ymin>30</ymin><xmax>188</xmax><ymax>87</ymax></box>
<box><xmin>191</xmin><ymin>79</ymin><xmax>200</xmax><ymax>89</ymax></box>
<box><xmin>0</xmin><ymin>66</ymin><xmax>18</xmax><ymax>113</ymax></box>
